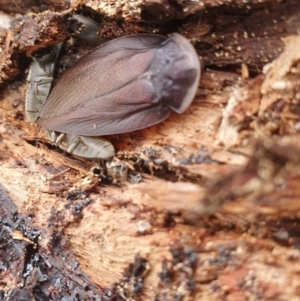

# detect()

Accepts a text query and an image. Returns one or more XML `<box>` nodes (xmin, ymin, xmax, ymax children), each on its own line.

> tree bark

<box><xmin>1</xmin><ymin>0</ymin><xmax>300</xmax><ymax>300</ymax></box>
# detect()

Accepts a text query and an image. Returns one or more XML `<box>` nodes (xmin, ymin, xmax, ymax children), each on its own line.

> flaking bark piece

<box><xmin>202</xmin><ymin>139</ymin><xmax>300</xmax><ymax>218</ymax></box>
<box><xmin>259</xmin><ymin>35</ymin><xmax>300</xmax><ymax>135</ymax></box>
<box><xmin>137</xmin><ymin>139</ymin><xmax>300</xmax><ymax>222</ymax></box>
<box><xmin>10</xmin><ymin>11</ymin><xmax>70</xmax><ymax>54</ymax></box>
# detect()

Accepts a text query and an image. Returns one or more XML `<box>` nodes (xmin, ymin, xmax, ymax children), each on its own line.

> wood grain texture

<box><xmin>1</xmin><ymin>1</ymin><xmax>300</xmax><ymax>300</ymax></box>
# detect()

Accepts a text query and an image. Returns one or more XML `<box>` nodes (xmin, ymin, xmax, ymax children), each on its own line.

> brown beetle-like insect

<box><xmin>37</xmin><ymin>33</ymin><xmax>201</xmax><ymax>137</ymax></box>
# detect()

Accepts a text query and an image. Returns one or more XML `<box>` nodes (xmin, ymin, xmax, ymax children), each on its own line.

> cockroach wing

<box><xmin>37</xmin><ymin>33</ymin><xmax>200</xmax><ymax>136</ymax></box>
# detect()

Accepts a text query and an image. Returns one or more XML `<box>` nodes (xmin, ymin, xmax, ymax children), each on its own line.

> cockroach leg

<box><xmin>53</xmin><ymin>132</ymin><xmax>65</xmax><ymax>145</ymax></box>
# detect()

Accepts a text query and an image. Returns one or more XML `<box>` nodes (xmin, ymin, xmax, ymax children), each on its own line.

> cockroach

<box><xmin>37</xmin><ymin>33</ymin><xmax>200</xmax><ymax>136</ymax></box>
<box><xmin>26</xmin><ymin>16</ymin><xmax>201</xmax><ymax>160</ymax></box>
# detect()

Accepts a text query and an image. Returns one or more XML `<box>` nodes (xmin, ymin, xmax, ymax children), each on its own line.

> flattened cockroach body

<box><xmin>37</xmin><ymin>33</ymin><xmax>201</xmax><ymax>137</ymax></box>
<box><xmin>26</xmin><ymin>22</ymin><xmax>200</xmax><ymax>160</ymax></box>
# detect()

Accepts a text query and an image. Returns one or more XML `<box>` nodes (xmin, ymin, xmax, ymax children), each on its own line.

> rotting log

<box><xmin>1</xmin><ymin>0</ymin><xmax>300</xmax><ymax>300</ymax></box>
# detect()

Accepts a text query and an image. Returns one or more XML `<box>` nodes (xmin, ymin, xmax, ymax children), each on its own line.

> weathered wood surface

<box><xmin>1</xmin><ymin>0</ymin><xmax>300</xmax><ymax>300</ymax></box>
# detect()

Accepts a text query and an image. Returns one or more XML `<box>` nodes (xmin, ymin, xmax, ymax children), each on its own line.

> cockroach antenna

<box><xmin>194</xmin><ymin>10</ymin><xmax>204</xmax><ymax>44</ymax></box>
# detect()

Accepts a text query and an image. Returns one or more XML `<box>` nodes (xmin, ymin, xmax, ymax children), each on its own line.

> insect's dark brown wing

<box><xmin>38</xmin><ymin>76</ymin><xmax>170</xmax><ymax>135</ymax></box>
<box><xmin>38</xmin><ymin>34</ymin><xmax>168</xmax><ymax>135</ymax></box>
<box><xmin>37</xmin><ymin>33</ymin><xmax>200</xmax><ymax>136</ymax></box>
<box><xmin>38</xmin><ymin>34</ymin><xmax>167</xmax><ymax>115</ymax></box>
